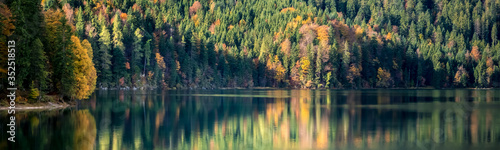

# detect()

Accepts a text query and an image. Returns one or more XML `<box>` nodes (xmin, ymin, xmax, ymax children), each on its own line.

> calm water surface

<box><xmin>2</xmin><ymin>89</ymin><xmax>500</xmax><ymax>150</ymax></box>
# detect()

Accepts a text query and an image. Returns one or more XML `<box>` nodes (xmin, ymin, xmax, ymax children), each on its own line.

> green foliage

<box><xmin>97</xmin><ymin>17</ymin><xmax>113</xmax><ymax>87</ymax></box>
<box><xmin>76</xmin><ymin>7</ymin><xmax>84</xmax><ymax>38</ymax></box>
<box><xmin>32</xmin><ymin>38</ymin><xmax>49</xmax><ymax>90</ymax></box>
<box><xmin>5</xmin><ymin>0</ymin><xmax>500</xmax><ymax>91</ymax></box>
<box><xmin>11</xmin><ymin>0</ymin><xmax>46</xmax><ymax>89</ymax></box>
<box><xmin>132</xmin><ymin>28</ymin><xmax>143</xmax><ymax>76</ymax></box>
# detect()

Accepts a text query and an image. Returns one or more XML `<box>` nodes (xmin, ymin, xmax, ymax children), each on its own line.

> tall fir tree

<box><xmin>76</xmin><ymin>7</ymin><xmax>85</xmax><ymax>38</ymax></box>
<box><xmin>11</xmin><ymin>0</ymin><xmax>48</xmax><ymax>90</ymax></box>
<box><xmin>111</xmin><ymin>14</ymin><xmax>127</xmax><ymax>86</ymax></box>
<box><xmin>98</xmin><ymin>17</ymin><xmax>113</xmax><ymax>87</ymax></box>
<box><xmin>132</xmin><ymin>28</ymin><xmax>144</xmax><ymax>77</ymax></box>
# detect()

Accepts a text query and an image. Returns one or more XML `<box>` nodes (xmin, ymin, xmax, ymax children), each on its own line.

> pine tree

<box><xmin>145</xmin><ymin>38</ymin><xmax>152</xmax><ymax>71</ymax></box>
<box><xmin>315</xmin><ymin>47</ymin><xmax>323</xmax><ymax>87</ymax></box>
<box><xmin>346</xmin><ymin>0</ymin><xmax>357</xmax><ymax>19</ymax></box>
<box><xmin>474</xmin><ymin>58</ymin><xmax>487</xmax><ymax>87</ymax></box>
<box><xmin>492</xmin><ymin>24</ymin><xmax>497</xmax><ymax>45</ymax></box>
<box><xmin>98</xmin><ymin>19</ymin><xmax>113</xmax><ymax>87</ymax></box>
<box><xmin>325</xmin><ymin>0</ymin><xmax>336</xmax><ymax>13</ymax></box>
<box><xmin>206</xmin><ymin>38</ymin><xmax>216</xmax><ymax>67</ymax></box>
<box><xmin>31</xmin><ymin>38</ymin><xmax>49</xmax><ymax>92</ymax></box>
<box><xmin>132</xmin><ymin>28</ymin><xmax>144</xmax><ymax>77</ymax></box>
<box><xmin>200</xmin><ymin>36</ymin><xmax>208</xmax><ymax>68</ymax></box>
<box><xmin>12</xmin><ymin>0</ymin><xmax>47</xmax><ymax>89</ymax></box>
<box><xmin>342</xmin><ymin>41</ymin><xmax>351</xmax><ymax>85</ymax></box>
<box><xmin>76</xmin><ymin>7</ymin><xmax>85</xmax><ymax>38</ymax></box>
<box><xmin>43</xmin><ymin>8</ymin><xmax>75</xmax><ymax>95</ymax></box>
<box><xmin>56</xmin><ymin>16</ymin><xmax>77</xmax><ymax>97</ymax></box>
<box><xmin>112</xmin><ymin>14</ymin><xmax>127</xmax><ymax>86</ymax></box>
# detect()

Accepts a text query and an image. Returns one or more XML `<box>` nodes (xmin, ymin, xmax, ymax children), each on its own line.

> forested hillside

<box><xmin>2</xmin><ymin>0</ymin><xmax>500</xmax><ymax>95</ymax></box>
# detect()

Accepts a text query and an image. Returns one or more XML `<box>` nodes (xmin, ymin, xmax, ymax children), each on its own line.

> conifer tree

<box><xmin>132</xmin><ymin>28</ymin><xmax>144</xmax><ymax>77</ymax></box>
<box><xmin>98</xmin><ymin>18</ymin><xmax>113</xmax><ymax>87</ymax></box>
<box><xmin>76</xmin><ymin>7</ymin><xmax>85</xmax><ymax>38</ymax></box>
<box><xmin>12</xmin><ymin>0</ymin><xmax>47</xmax><ymax>89</ymax></box>
<box><xmin>112</xmin><ymin>14</ymin><xmax>127</xmax><ymax>86</ymax></box>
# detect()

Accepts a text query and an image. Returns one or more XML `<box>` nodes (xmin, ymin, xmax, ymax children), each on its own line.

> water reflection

<box><xmin>1</xmin><ymin>89</ymin><xmax>500</xmax><ymax>149</ymax></box>
<box><xmin>0</xmin><ymin>109</ymin><xmax>97</xmax><ymax>149</ymax></box>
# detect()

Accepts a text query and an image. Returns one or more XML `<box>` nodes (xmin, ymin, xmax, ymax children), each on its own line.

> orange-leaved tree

<box><xmin>0</xmin><ymin>2</ymin><xmax>15</xmax><ymax>76</ymax></box>
<box><xmin>471</xmin><ymin>45</ymin><xmax>481</xmax><ymax>61</ymax></box>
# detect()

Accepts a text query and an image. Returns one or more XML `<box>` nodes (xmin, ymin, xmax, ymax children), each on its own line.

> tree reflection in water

<box><xmin>1</xmin><ymin>89</ymin><xmax>500</xmax><ymax>149</ymax></box>
<box><xmin>0</xmin><ymin>109</ymin><xmax>97</xmax><ymax>150</ymax></box>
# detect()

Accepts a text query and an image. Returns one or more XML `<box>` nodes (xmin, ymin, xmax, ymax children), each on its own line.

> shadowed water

<box><xmin>1</xmin><ymin>89</ymin><xmax>500</xmax><ymax>150</ymax></box>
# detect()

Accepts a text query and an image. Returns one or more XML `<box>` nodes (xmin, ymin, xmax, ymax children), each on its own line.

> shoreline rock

<box><xmin>0</xmin><ymin>101</ymin><xmax>71</xmax><ymax>111</ymax></box>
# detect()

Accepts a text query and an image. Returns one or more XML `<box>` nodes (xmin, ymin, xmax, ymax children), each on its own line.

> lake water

<box><xmin>1</xmin><ymin>89</ymin><xmax>500</xmax><ymax>149</ymax></box>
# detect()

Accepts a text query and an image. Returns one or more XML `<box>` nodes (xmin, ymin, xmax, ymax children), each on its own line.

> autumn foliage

<box><xmin>280</xmin><ymin>7</ymin><xmax>296</xmax><ymax>13</ymax></box>
<box><xmin>120</xmin><ymin>13</ymin><xmax>127</xmax><ymax>21</ymax></box>
<box><xmin>280</xmin><ymin>38</ymin><xmax>291</xmax><ymax>55</ymax></box>
<box><xmin>299</xmin><ymin>57</ymin><xmax>311</xmax><ymax>86</ymax></box>
<box><xmin>0</xmin><ymin>2</ymin><xmax>14</xmax><ymax>75</ymax></box>
<box><xmin>347</xmin><ymin>64</ymin><xmax>361</xmax><ymax>86</ymax></box>
<box><xmin>189</xmin><ymin>1</ymin><xmax>202</xmax><ymax>16</ymax></box>
<box><xmin>376</xmin><ymin>68</ymin><xmax>393</xmax><ymax>88</ymax></box>
<box><xmin>209</xmin><ymin>19</ymin><xmax>220</xmax><ymax>34</ymax></box>
<box><xmin>454</xmin><ymin>65</ymin><xmax>469</xmax><ymax>87</ymax></box>
<box><xmin>316</xmin><ymin>25</ymin><xmax>329</xmax><ymax>47</ymax></box>
<box><xmin>266</xmin><ymin>55</ymin><xmax>286</xmax><ymax>85</ymax></box>
<box><xmin>6</xmin><ymin>0</ymin><xmax>500</xmax><ymax>94</ymax></box>
<box><xmin>386</xmin><ymin>32</ymin><xmax>392</xmax><ymax>41</ymax></box>
<box><xmin>70</xmin><ymin>36</ymin><xmax>97</xmax><ymax>100</ymax></box>
<box><xmin>155</xmin><ymin>52</ymin><xmax>166</xmax><ymax>69</ymax></box>
<box><xmin>192</xmin><ymin>14</ymin><xmax>200</xmax><ymax>27</ymax></box>
<box><xmin>0</xmin><ymin>3</ymin><xmax>14</xmax><ymax>36</ymax></box>
<box><xmin>471</xmin><ymin>46</ymin><xmax>481</xmax><ymax>61</ymax></box>
<box><xmin>72</xmin><ymin>110</ymin><xmax>97</xmax><ymax>150</ymax></box>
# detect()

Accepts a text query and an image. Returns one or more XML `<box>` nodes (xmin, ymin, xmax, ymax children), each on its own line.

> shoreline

<box><xmin>0</xmin><ymin>101</ymin><xmax>72</xmax><ymax>111</ymax></box>
<box><xmin>100</xmin><ymin>86</ymin><xmax>500</xmax><ymax>90</ymax></box>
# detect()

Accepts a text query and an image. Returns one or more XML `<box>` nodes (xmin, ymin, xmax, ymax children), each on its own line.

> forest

<box><xmin>1</xmin><ymin>0</ymin><xmax>500</xmax><ymax>100</ymax></box>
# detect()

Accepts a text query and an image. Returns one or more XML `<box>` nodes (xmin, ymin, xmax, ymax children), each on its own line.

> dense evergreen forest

<box><xmin>2</xmin><ymin>0</ymin><xmax>500</xmax><ymax>99</ymax></box>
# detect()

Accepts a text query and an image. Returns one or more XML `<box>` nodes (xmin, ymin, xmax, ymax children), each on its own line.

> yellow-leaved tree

<box><xmin>316</xmin><ymin>25</ymin><xmax>329</xmax><ymax>47</ymax></box>
<box><xmin>70</xmin><ymin>36</ymin><xmax>97</xmax><ymax>100</ymax></box>
<box><xmin>300</xmin><ymin>57</ymin><xmax>311</xmax><ymax>86</ymax></box>
<box><xmin>376</xmin><ymin>67</ymin><xmax>393</xmax><ymax>88</ymax></box>
<box><xmin>72</xmin><ymin>110</ymin><xmax>96</xmax><ymax>150</ymax></box>
<box><xmin>81</xmin><ymin>39</ymin><xmax>93</xmax><ymax>60</ymax></box>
